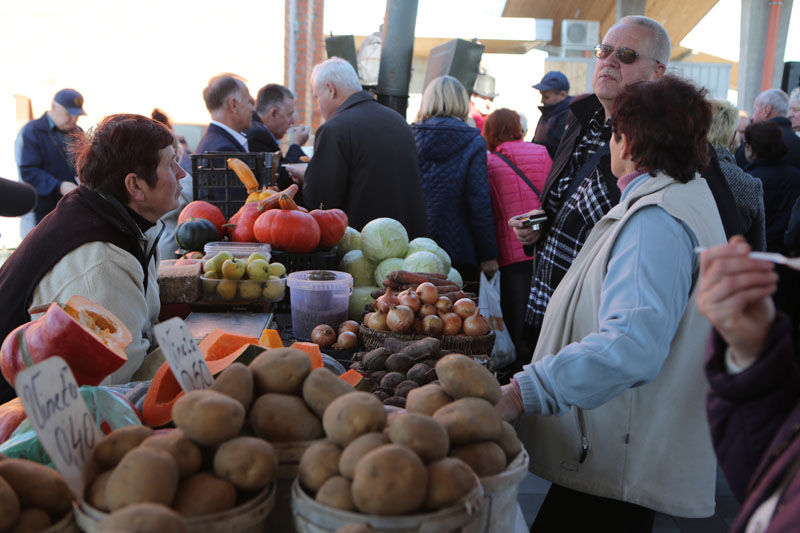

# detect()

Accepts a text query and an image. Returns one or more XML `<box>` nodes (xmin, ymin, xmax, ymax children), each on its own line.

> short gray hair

<box><xmin>255</xmin><ymin>84</ymin><xmax>294</xmax><ymax>115</ymax></box>
<box><xmin>756</xmin><ymin>88</ymin><xmax>790</xmax><ymax>116</ymax></box>
<box><xmin>791</xmin><ymin>87</ymin><xmax>800</xmax><ymax>105</ymax></box>
<box><xmin>614</xmin><ymin>16</ymin><xmax>671</xmax><ymax>65</ymax></box>
<box><xmin>203</xmin><ymin>74</ymin><xmax>247</xmax><ymax>112</ymax></box>
<box><xmin>311</xmin><ymin>58</ymin><xmax>362</xmax><ymax>93</ymax></box>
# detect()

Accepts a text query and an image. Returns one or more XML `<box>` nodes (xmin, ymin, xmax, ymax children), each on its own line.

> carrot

<box><xmin>388</xmin><ymin>270</ymin><xmax>454</xmax><ymax>286</ymax></box>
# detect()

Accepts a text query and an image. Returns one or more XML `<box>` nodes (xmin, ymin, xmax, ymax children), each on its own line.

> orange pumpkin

<box><xmin>309</xmin><ymin>208</ymin><xmax>349</xmax><ymax>248</ymax></box>
<box><xmin>253</xmin><ymin>209</ymin><xmax>321</xmax><ymax>253</ymax></box>
<box><xmin>178</xmin><ymin>201</ymin><xmax>226</xmax><ymax>240</ymax></box>
<box><xmin>225</xmin><ymin>202</ymin><xmax>261</xmax><ymax>243</ymax></box>
<box><xmin>0</xmin><ymin>398</ymin><xmax>26</xmax><ymax>443</ymax></box>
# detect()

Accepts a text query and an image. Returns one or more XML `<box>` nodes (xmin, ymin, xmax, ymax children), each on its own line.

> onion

<box><xmin>387</xmin><ymin>305</ymin><xmax>415</xmax><ymax>333</ymax></box>
<box><xmin>339</xmin><ymin>320</ymin><xmax>360</xmax><ymax>336</ymax></box>
<box><xmin>397</xmin><ymin>289</ymin><xmax>421</xmax><ymax>313</ymax></box>
<box><xmin>311</xmin><ymin>324</ymin><xmax>336</xmax><ymax>348</ymax></box>
<box><xmin>363</xmin><ymin>312</ymin><xmax>374</xmax><ymax>327</ymax></box>
<box><xmin>453</xmin><ymin>298</ymin><xmax>477</xmax><ymax>319</ymax></box>
<box><xmin>418</xmin><ymin>303</ymin><xmax>437</xmax><ymax>318</ymax></box>
<box><xmin>376</xmin><ymin>288</ymin><xmax>397</xmax><ymax>314</ymax></box>
<box><xmin>413</xmin><ymin>318</ymin><xmax>425</xmax><ymax>335</ymax></box>
<box><xmin>422</xmin><ymin>314</ymin><xmax>443</xmax><ymax>336</ymax></box>
<box><xmin>439</xmin><ymin>312</ymin><xmax>462</xmax><ymax>336</ymax></box>
<box><xmin>367</xmin><ymin>311</ymin><xmax>389</xmax><ymax>331</ymax></box>
<box><xmin>462</xmin><ymin>307</ymin><xmax>490</xmax><ymax>336</ymax></box>
<box><xmin>435</xmin><ymin>296</ymin><xmax>453</xmax><ymax>314</ymax></box>
<box><xmin>333</xmin><ymin>330</ymin><xmax>358</xmax><ymax>350</ymax></box>
<box><xmin>415</xmin><ymin>282</ymin><xmax>439</xmax><ymax>305</ymax></box>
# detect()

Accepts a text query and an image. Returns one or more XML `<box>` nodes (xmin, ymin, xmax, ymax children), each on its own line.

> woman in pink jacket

<box><xmin>484</xmin><ymin>109</ymin><xmax>552</xmax><ymax>356</ymax></box>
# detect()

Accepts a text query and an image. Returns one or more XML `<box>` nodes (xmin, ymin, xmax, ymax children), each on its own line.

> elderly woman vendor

<box><xmin>0</xmin><ymin>114</ymin><xmax>186</xmax><ymax>402</ymax></box>
<box><xmin>497</xmin><ymin>75</ymin><xmax>726</xmax><ymax>531</ymax></box>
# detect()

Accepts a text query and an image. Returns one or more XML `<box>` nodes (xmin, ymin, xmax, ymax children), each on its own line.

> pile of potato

<box><xmin>87</xmin><ymin>346</ymin><xmax>358</xmax><ymax>530</ymax></box>
<box><xmin>297</xmin><ymin>354</ymin><xmax>522</xmax><ymax>517</ymax></box>
<box><xmin>0</xmin><ymin>456</ymin><xmax>73</xmax><ymax>532</ymax></box>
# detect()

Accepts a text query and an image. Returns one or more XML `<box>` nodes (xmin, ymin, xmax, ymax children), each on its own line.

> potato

<box><xmin>432</xmin><ymin>397</ymin><xmax>502</xmax><ymax>445</ymax></box>
<box><xmin>435</xmin><ymin>354</ymin><xmax>502</xmax><ymax>404</ymax></box>
<box><xmin>298</xmin><ymin>440</ymin><xmax>342</xmax><ymax>493</ymax></box>
<box><xmin>387</xmin><ymin>413</ymin><xmax>449</xmax><ymax>463</ymax></box>
<box><xmin>249</xmin><ymin>347</ymin><xmax>311</xmax><ymax>394</ymax></box>
<box><xmin>405</xmin><ymin>383</ymin><xmax>453</xmax><ymax>416</ymax></box>
<box><xmin>315</xmin><ymin>475</ymin><xmax>355</xmax><ymax>511</ymax></box>
<box><xmin>105</xmin><ymin>446</ymin><xmax>179</xmax><ymax>511</ymax></box>
<box><xmin>9</xmin><ymin>508</ymin><xmax>51</xmax><ymax>533</ymax></box>
<box><xmin>425</xmin><ymin>457</ymin><xmax>477</xmax><ymax>509</ymax></box>
<box><xmin>214</xmin><ymin>436</ymin><xmax>278</xmax><ymax>490</ymax></box>
<box><xmin>352</xmin><ymin>444</ymin><xmax>427</xmax><ymax>515</ymax></box>
<box><xmin>99</xmin><ymin>502</ymin><xmax>186</xmax><ymax>533</ymax></box>
<box><xmin>249</xmin><ymin>393</ymin><xmax>323</xmax><ymax>441</ymax></box>
<box><xmin>302</xmin><ymin>367</ymin><xmax>355</xmax><ymax>418</ymax></box>
<box><xmin>322</xmin><ymin>392</ymin><xmax>387</xmax><ymax>447</ymax></box>
<box><xmin>0</xmin><ymin>458</ymin><xmax>72</xmax><ymax>519</ymax></box>
<box><xmin>449</xmin><ymin>441</ymin><xmax>507</xmax><ymax>477</ymax></box>
<box><xmin>210</xmin><ymin>362</ymin><xmax>254</xmax><ymax>409</ymax></box>
<box><xmin>173</xmin><ymin>473</ymin><xmax>237</xmax><ymax>517</ymax></box>
<box><xmin>140</xmin><ymin>430</ymin><xmax>202</xmax><ymax>479</ymax></box>
<box><xmin>0</xmin><ymin>473</ymin><xmax>20</xmax><ymax>530</ymax></box>
<box><xmin>338</xmin><ymin>432</ymin><xmax>389</xmax><ymax>479</ymax></box>
<box><xmin>497</xmin><ymin>420</ymin><xmax>522</xmax><ymax>463</ymax></box>
<box><xmin>86</xmin><ymin>469</ymin><xmax>112</xmax><ymax>511</ymax></box>
<box><xmin>172</xmin><ymin>390</ymin><xmax>245</xmax><ymax>446</ymax></box>
<box><xmin>93</xmin><ymin>425</ymin><xmax>155</xmax><ymax>468</ymax></box>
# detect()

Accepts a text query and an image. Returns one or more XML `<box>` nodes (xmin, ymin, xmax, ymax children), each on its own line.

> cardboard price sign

<box><xmin>153</xmin><ymin>317</ymin><xmax>213</xmax><ymax>392</ymax></box>
<box><xmin>16</xmin><ymin>356</ymin><xmax>100</xmax><ymax>498</ymax></box>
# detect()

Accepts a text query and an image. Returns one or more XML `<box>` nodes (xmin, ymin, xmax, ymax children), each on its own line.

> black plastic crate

<box><xmin>191</xmin><ymin>151</ymin><xmax>278</xmax><ymax>220</ymax></box>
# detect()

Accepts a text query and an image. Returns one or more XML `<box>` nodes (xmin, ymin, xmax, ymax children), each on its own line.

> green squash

<box><xmin>175</xmin><ymin>217</ymin><xmax>219</xmax><ymax>252</ymax></box>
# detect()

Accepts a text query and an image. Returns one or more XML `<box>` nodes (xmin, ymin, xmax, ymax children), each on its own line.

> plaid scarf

<box><xmin>526</xmin><ymin>108</ymin><xmax>618</xmax><ymax>328</ymax></box>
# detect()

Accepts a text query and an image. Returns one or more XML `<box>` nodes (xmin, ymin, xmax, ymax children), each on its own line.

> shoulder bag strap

<box><xmin>493</xmin><ymin>152</ymin><xmax>543</xmax><ymax>201</ymax></box>
<box><xmin>561</xmin><ymin>143</ymin><xmax>611</xmax><ymax>203</ymax></box>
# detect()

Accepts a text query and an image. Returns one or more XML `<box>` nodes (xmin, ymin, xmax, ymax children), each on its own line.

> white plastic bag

<box><xmin>478</xmin><ymin>271</ymin><xmax>516</xmax><ymax>370</ymax></box>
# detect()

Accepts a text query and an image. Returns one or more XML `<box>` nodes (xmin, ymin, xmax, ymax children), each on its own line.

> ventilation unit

<box><xmin>561</xmin><ymin>19</ymin><xmax>600</xmax><ymax>50</ymax></box>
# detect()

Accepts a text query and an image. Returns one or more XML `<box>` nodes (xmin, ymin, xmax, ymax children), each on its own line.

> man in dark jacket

<box><xmin>532</xmin><ymin>71</ymin><xmax>572</xmax><ymax>159</ymax></box>
<box><xmin>14</xmin><ymin>88</ymin><xmax>85</xmax><ymax>236</ymax></box>
<box><xmin>289</xmin><ymin>57</ymin><xmax>429</xmax><ymax>238</ymax></box>
<box><xmin>735</xmin><ymin>88</ymin><xmax>800</xmax><ymax>169</ymax></box>
<box><xmin>195</xmin><ymin>74</ymin><xmax>254</xmax><ymax>153</ymax></box>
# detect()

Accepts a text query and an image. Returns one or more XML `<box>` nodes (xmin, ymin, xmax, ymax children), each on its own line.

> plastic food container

<box><xmin>287</xmin><ymin>271</ymin><xmax>353</xmax><ymax>341</ymax></box>
<box><xmin>203</xmin><ymin>242</ymin><xmax>272</xmax><ymax>265</ymax></box>
<box><xmin>200</xmin><ymin>274</ymin><xmax>287</xmax><ymax>304</ymax></box>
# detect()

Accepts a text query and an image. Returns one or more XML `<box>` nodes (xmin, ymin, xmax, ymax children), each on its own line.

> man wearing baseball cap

<box><xmin>532</xmin><ymin>71</ymin><xmax>572</xmax><ymax>159</ymax></box>
<box><xmin>15</xmin><ymin>88</ymin><xmax>86</xmax><ymax>237</ymax></box>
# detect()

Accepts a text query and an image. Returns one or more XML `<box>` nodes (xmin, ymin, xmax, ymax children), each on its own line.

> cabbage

<box><xmin>403</xmin><ymin>251</ymin><xmax>446</xmax><ymax>275</ymax></box>
<box><xmin>447</xmin><ymin>267</ymin><xmax>463</xmax><ymax>289</ymax></box>
<box><xmin>406</xmin><ymin>238</ymin><xmax>451</xmax><ymax>272</ymax></box>
<box><xmin>374</xmin><ymin>257</ymin><xmax>406</xmax><ymax>286</ymax></box>
<box><xmin>337</xmin><ymin>226</ymin><xmax>361</xmax><ymax>258</ymax></box>
<box><xmin>360</xmin><ymin>218</ymin><xmax>409</xmax><ymax>261</ymax></box>
<box><xmin>339</xmin><ymin>250</ymin><xmax>376</xmax><ymax>286</ymax></box>
<box><xmin>349</xmin><ymin>286</ymin><xmax>379</xmax><ymax>321</ymax></box>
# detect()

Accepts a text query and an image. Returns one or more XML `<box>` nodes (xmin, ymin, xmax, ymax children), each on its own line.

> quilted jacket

<box><xmin>412</xmin><ymin>116</ymin><xmax>497</xmax><ymax>265</ymax></box>
<box><xmin>487</xmin><ymin>140</ymin><xmax>552</xmax><ymax>267</ymax></box>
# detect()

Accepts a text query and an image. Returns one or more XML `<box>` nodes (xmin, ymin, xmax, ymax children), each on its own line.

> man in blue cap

<box><xmin>532</xmin><ymin>71</ymin><xmax>572</xmax><ymax>159</ymax></box>
<box><xmin>15</xmin><ymin>88</ymin><xmax>86</xmax><ymax>236</ymax></box>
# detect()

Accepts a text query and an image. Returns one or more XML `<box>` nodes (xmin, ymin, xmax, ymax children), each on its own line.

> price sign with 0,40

<box><xmin>152</xmin><ymin>317</ymin><xmax>213</xmax><ymax>392</ymax></box>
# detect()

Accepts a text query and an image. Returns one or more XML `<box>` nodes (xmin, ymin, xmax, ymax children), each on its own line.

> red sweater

<box><xmin>487</xmin><ymin>140</ymin><xmax>552</xmax><ymax>267</ymax></box>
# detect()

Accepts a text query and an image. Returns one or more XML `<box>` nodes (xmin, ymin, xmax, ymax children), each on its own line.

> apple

<box><xmin>221</xmin><ymin>258</ymin><xmax>245</xmax><ymax>281</ymax></box>
<box><xmin>262</xmin><ymin>275</ymin><xmax>286</xmax><ymax>301</ymax></box>
<box><xmin>205</xmin><ymin>251</ymin><xmax>233</xmax><ymax>274</ymax></box>
<box><xmin>204</xmin><ymin>270</ymin><xmax>221</xmax><ymax>280</ymax></box>
<box><xmin>268</xmin><ymin>262</ymin><xmax>287</xmax><ymax>278</ymax></box>
<box><xmin>246</xmin><ymin>259</ymin><xmax>270</xmax><ymax>281</ymax></box>
<box><xmin>247</xmin><ymin>252</ymin><xmax>270</xmax><ymax>265</ymax></box>
<box><xmin>239</xmin><ymin>280</ymin><xmax>262</xmax><ymax>300</ymax></box>
<box><xmin>216</xmin><ymin>280</ymin><xmax>238</xmax><ymax>301</ymax></box>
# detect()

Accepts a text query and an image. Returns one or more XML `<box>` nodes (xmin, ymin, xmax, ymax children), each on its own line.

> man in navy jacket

<box><xmin>195</xmin><ymin>74</ymin><xmax>254</xmax><ymax>153</ymax></box>
<box><xmin>15</xmin><ymin>88</ymin><xmax>85</xmax><ymax>236</ymax></box>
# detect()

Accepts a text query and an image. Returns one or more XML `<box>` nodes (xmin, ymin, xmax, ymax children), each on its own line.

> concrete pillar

<box><xmin>285</xmin><ymin>0</ymin><xmax>325</xmax><ymax>131</ymax></box>
<box><xmin>616</xmin><ymin>0</ymin><xmax>646</xmax><ymax>20</ymax></box>
<box><xmin>738</xmin><ymin>0</ymin><xmax>793</xmax><ymax>113</ymax></box>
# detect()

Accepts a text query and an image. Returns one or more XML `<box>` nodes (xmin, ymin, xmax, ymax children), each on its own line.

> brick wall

<box><xmin>285</xmin><ymin>0</ymin><xmax>326</xmax><ymax>133</ymax></box>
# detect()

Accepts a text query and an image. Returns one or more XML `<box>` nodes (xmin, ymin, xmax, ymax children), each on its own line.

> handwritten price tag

<box><xmin>16</xmin><ymin>356</ymin><xmax>100</xmax><ymax>498</ymax></box>
<box><xmin>153</xmin><ymin>317</ymin><xmax>213</xmax><ymax>392</ymax></box>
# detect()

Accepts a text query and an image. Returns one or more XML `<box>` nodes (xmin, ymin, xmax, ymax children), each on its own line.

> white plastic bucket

<box><xmin>287</xmin><ymin>271</ymin><xmax>352</xmax><ymax>340</ymax></box>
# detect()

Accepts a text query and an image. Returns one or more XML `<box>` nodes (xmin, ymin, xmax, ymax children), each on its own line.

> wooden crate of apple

<box><xmin>200</xmin><ymin>252</ymin><xmax>287</xmax><ymax>303</ymax></box>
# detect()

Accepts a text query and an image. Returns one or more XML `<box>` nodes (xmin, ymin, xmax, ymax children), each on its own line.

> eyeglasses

<box><xmin>594</xmin><ymin>44</ymin><xmax>663</xmax><ymax>65</ymax></box>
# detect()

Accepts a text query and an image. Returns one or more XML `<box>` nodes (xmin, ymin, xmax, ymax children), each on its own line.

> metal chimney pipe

<box><xmin>377</xmin><ymin>0</ymin><xmax>419</xmax><ymax>118</ymax></box>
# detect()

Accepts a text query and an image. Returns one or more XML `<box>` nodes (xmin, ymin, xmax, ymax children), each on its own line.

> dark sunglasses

<box><xmin>594</xmin><ymin>44</ymin><xmax>663</xmax><ymax>65</ymax></box>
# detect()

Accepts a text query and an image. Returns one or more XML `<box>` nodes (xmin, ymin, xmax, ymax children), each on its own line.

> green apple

<box><xmin>247</xmin><ymin>252</ymin><xmax>270</xmax><ymax>265</ymax></box>
<box><xmin>216</xmin><ymin>280</ymin><xmax>238</xmax><ymax>300</ymax></box>
<box><xmin>205</xmin><ymin>251</ymin><xmax>233</xmax><ymax>274</ymax></box>
<box><xmin>221</xmin><ymin>258</ymin><xmax>245</xmax><ymax>281</ymax></box>
<box><xmin>262</xmin><ymin>275</ymin><xmax>286</xmax><ymax>300</ymax></box>
<box><xmin>239</xmin><ymin>280</ymin><xmax>262</xmax><ymax>300</ymax></box>
<box><xmin>203</xmin><ymin>270</ymin><xmax>221</xmax><ymax>280</ymax></box>
<box><xmin>246</xmin><ymin>259</ymin><xmax>270</xmax><ymax>281</ymax></box>
<box><xmin>268</xmin><ymin>262</ymin><xmax>287</xmax><ymax>278</ymax></box>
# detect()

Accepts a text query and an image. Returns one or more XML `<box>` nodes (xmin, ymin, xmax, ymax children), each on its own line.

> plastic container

<box><xmin>199</xmin><ymin>274</ymin><xmax>286</xmax><ymax>304</ymax></box>
<box><xmin>203</xmin><ymin>242</ymin><xmax>272</xmax><ymax>264</ymax></box>
<box><xmin>286</xmin><ymin>271</ymin><xmax>353</xmax><ymax>341</ymax></box>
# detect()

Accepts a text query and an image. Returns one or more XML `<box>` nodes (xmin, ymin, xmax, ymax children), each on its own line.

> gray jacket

<box><xmin>715</xmin><ymin>147</ymin><xmax>766</xmax><ymax>251</ymax></box>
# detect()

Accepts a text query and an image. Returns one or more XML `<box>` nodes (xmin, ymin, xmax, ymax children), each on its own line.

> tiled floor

<box><xmin>517</xmin><ymin>465</ymin><xmax>740</xmax><ymax>532</ymax></box>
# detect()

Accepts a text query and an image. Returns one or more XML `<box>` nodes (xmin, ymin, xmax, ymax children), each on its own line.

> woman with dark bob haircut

<box><xmin>0</xmin><ymin>114</ymin><xmax>186</xmax><ymax>402</ymax></box>
<box><xmin>496</xmin><ymin>75</ymin><xmax>727</xmax><ymax>531</ymax></box>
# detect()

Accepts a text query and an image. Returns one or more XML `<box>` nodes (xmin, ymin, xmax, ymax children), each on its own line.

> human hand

<box><xmin>480</xmin><ymin>259</ymin><xmax>499</xmax><ymax>277</ymax></box>
<box><xmin>495</xmin><ymin>383</ymin><xmax>524</xmax><ymax>422</ymax></box>
<box><xmin>284</xmin><ymin>163</ymin><xmax>308</xmax><ymax>187</ymax></box>
<box><xmin>508</xmin><ymin>211</ymin><xmax>543</xmax><ymax>245</ymax></box>
<box><xmin>59</xmin><ymin>181</ymin><xmax>78</xmax><ymax>196</ymax></box>
<box><xmin>696</xmin><ymin>235</ymin><xmax>778</xmax><ymax>368</ymax></box>
<box><xmin>293</xmin><ymin>125</ymin><xmax>310</xmax><ymax>146</ymax></box>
